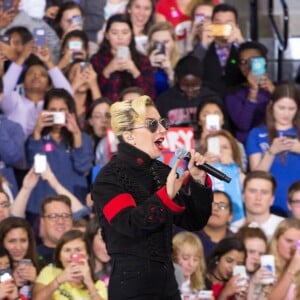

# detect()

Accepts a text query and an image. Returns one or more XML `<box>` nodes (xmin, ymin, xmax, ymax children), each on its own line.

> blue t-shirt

<box><xmin>246</xmin><ymin>126</ymin><xmax>300</xmax><ymax>214</ymax></box>
<box><xmin>210</xmin><ymin>162</ymin><xmax>245</xmax><ymax>222</ymax></box>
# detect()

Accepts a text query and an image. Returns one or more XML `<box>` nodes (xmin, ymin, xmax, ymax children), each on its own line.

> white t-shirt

<box><xmin>230</xmin><ymin>214</ymin><xmax>285</xmax><ymax>241</ymax></box>
<box><xmin>104</xmin><ymin>1</ymin><xmax>128</xmax><ymax>21</ymax></box>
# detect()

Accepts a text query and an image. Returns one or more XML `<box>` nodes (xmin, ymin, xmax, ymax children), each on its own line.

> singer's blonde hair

<box><xmin>110</xmin><ymin>96</ymin><xmax>154</xmax><ymax>138</ymax></box>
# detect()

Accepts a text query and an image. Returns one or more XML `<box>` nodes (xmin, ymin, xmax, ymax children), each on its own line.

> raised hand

<box><xmin>166</xmin><ymin>159</ymin><xmax>189</xmax><ymax>199</ymax></box>
<box><xmin>187</xmin><ymin>149</ymin><xmax>207</xmax><ymax>184</ymax></box>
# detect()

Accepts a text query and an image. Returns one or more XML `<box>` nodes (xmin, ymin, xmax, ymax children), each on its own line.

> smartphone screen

<box><xmin>72</xmin><ymin>15</ymin><xmax>83</xmax><ymax>27</ymax></box>
<box><xmin>206</xmin><ymin>114</ymin><xmax>220</xmax><ymax>131</ymax></box>
<box><xmin>233</xmin><ymin>265</ymin><xmax>247</xmax><ymax>286</ymax></box>
<box><xmin>68</xmin><ymin>40</ymin><xmax>82</xmax><ymax>52</ymax></box>
<box><xmin>251</xmin><ymin>57</ymin><xmax>266</xmax><ymax>77</ymax></box>
<box><xmin>207</xmin><ymin>137</ymin><xmax>220</xmax><ymax>155</ymax></box>
<box><xmin>33</xmin><ymin>28</ymin><xmax>46</xmax><ymax>47</ymax></box>
<box><xmin>152</xmin><ymin>42</ymin><xmax>165</xmax><ymax>55</ymax></box>
<box><xmin>116</xmin><ymin>46</ymin><xmax>130</xmax><ymax>60</ymax></box>
<box><xmin>194</xmin><ymin>13</ymin><xmax>205</xmax><ymax>24</ymax></box>
<box><xmin>0</xmin><ymin>34</ymin><xmax>10</xmax><ymax>45</ymax></box>
<box><xmin>34</xmin><ymin>154</ymin><xmax>47</xmax><ymax>174</ymax></box>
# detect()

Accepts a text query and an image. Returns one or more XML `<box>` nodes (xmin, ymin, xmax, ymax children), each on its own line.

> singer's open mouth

<box><xmin>154</xmin><ymin>138</ymin><xmax>164</xmax><ymax>150</ymax></box>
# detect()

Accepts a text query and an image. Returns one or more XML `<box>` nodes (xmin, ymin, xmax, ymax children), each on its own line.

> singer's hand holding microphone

<box><xmin>175</xmin><ymin>148</ymin><xmax>232</xmax><ymax>183</ymax></box>
<box><xmin>166</xmin><ymin>149</ymin><xmax>207</xmax><ymax>199</ymax></box>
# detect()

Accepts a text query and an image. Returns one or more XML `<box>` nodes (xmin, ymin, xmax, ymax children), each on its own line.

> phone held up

<box><xmin>152</xmin><ymin>41</ymin><xmax>165</xmax><ymax>55</ymax></box>
<box><xmin>33</xmin><ymin>28</ymin><xmax>46</xmax><ymax>47</ymax></box>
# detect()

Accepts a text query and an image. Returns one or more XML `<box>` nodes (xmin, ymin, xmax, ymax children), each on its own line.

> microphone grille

<box><xmin>174</xmin><ymin>147</ymin><xmax>187</xmax><ymax>159</ymax></box>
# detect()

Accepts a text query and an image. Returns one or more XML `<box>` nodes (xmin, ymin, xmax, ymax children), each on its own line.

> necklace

<box><xmin>211</xmin><ymin>272</ymin><xmax>226</xmax><ymax>283</ymax></box>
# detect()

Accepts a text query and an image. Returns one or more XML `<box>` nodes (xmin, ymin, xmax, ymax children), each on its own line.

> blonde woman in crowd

<box><xmin>172</xmin><ymin>231</ymin><xmax>209</xmax><ymax>298</ymax></box>
<box><xmin>147</xmin><ymin>21</ymin><xmax>180</xmax><ymax>96</ymax></box>
<box><xmin>268</xmin><ymin>218</ymin><xmax>300</xmax><ymax>300</ymax></box>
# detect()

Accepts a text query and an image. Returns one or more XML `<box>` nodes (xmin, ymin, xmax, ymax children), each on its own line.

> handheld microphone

<box><xmin>175</xmin><ymin>148</ymin><xmax>232</xmax><ymax>183</ymax></box>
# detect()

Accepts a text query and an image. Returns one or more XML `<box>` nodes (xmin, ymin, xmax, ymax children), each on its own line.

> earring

<box><xmin>127</xmin><ymin>135</ymin><xmax>133</xmax><ymax>141</ymax></box>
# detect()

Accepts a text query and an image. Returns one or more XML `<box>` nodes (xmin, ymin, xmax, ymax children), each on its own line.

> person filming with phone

<box><xmin>90</xmin><ymin>14</ymin><xmax>155</xmax><ymax>102</ymax></box>
<box><xmin>191</xmin><ymin>3</ymin><xmax>245</xmax><ymax>98</ymax></box>
<box><xmin>225</xmin><ymin>41</ymin><xmax>275</xmax><ymax>144</ymax></box>
<box><xmin>25</xmin><ymin>88</ymin><xmax>93</xmax><ymax>225</ymax></box>
<box><xmin>33</xmin><ymin>230</ymin><xmax>107</xmax><ymax>300</ymax></box>
<box><xmin>147</xmin><ymin>22</ymin><xmax>179</xmax><ymax>96</ymax></box>
<box><xmin>247</xmin><ymin>83</ymin><xmax>300</xmax><ymax>217</ymax></box>
<box><xmin>92</xmin><ymin>95</ymin><xmax>213</xmax><ymax>299</ymax></box>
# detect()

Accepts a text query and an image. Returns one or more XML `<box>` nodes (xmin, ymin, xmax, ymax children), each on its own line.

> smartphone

<box><xmin>251</xmin><ymin>57</ymin><xmax>266</xmax><ymax>77</ymax></box>
<box><xmin>207</xmin><ymin>136</ymin><xmax>220</xmax><ymax>155</ymax></box>
<box><xmin>210</xmin><ymin>23</ymin><xmax>232</xmax><ymax>37</ymax></box>
<box><xmin>18</xmin><ymin>259</ymin><xmax>32</xmax><ymax>266</ymax></box>
<box><xmin>152</xmin><ymin>41</ymin><xmax>165</xmax><ymax>55</ymax></box>
<box><xmin>72</xmin><ymin>15</ymin><xmax>83</xmax><ymax>27</ymax></box>
<box><xmin>206</xmin><ymin>114</ymin><xmax>220</xmax><ymax>131</ymax></box>
<box><xmin>260</xmin><ymin>255</ymin><xmax>275</xmax><ymax>284</ymax></box>
<box><xmin>72</xmin><ymin>52</ymin><xmax>83</xmax><ymax>61</ymax></box>
<box><xmin>0</xmin><ymin>270</ymin><xmax>12</xmax><ymax>282</ymax></box>
<box><xmin>0</xmin><ymin>34</ymin><xmax>10</xmax><ymax>45</ymax></box>
<box><xmin>33</xmin><ymin>28</ymin><xmax>46</xmax><ymax>47</ymax></box>
<box><xmin>80</xmin><ymin>61</ymin><xmax>90</xmax><ymax>71</ymax></box>
<box><xmin>116</xmin><ymin>46</ymin><xmax>130</xmax><ymax>60</ymax></box>
<box><xmin>233</xmin><ymin>265</ymin><xmax>247</xmax><ymax>286</ymax></box>
<box><xmin>71</xmin><ymin>253</ymin><xmax>84</xmax><ymax>264</ymax></box>
<box><xmin>194</xmin><ymin>13</ymin><xmax>205</xmax><ymax>24</ymax></box>
<box><xmin>2</xmin><ymin>0</ymin><xmax>14</xmax><ymax>12</ymax></box>
<box><xmin>68</xmin><ymin>40</ymin><xmax>82</xmax><ymax>52</ymax></box>
<box><xmin>198</xmin><ymin>290</ymin><xmax>213</xmax><ymax>300</ymax></box>
<box><xmin>51</xmin><ymin>112</ymin><xmax>66</xmax><ymax>125</ymax></box>
<box><xmin>34</xmin><ymin>154</ymin><xmax>47</xmax><ymax>174</ymax></box>
<box><xmin>282</xmin><ymin>133</ymin><xmax>297</xmax><ymax>139</ymax></box>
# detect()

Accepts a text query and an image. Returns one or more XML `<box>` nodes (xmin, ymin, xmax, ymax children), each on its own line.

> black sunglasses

<box><xmin>130</xmin><ymin>118</ymin><xmax>170</xmax><ymax>133</ymax></box>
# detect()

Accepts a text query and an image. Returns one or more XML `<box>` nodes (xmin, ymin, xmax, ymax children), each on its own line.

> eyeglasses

<box><xmin>43</xmin><ymin>213</ymin><xmax>72</xmax><ymax>221</ymax></box>
<box><xmin>212</xmin><ymin>201</ymin><xmax>229</xmax><ymax>210</ymax></box>
<box><xmin>179</xmin><ymin>85</ymin><xmax>201</xmax><ymax>92</ymax></box>
<box><xmin>0</xmin><ymin>201</ymin><xmax>10</xmax><ymax>208</ymax></box>
<box><xmin>130</xmin><ymin>118</ymin><xmax>170</xmax><ymax>133</ymax></box>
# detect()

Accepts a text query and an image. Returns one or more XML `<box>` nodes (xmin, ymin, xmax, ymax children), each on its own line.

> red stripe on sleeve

<box><xmin>103</xmin><ymin>193</ymin><xmax>137</xmax><ymax>223</ymax></box>
<box><xmin>206</xmin><ymin>175</ymin><xmax>212</xmax><ymax>189</ymax></box>
<box><xmin>156</xmin><ymin>186</ymin><xmax>185</xmax><ymax>213</ymax></box>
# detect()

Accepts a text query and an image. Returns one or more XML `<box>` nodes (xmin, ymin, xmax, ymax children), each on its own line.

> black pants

<box><xmin>108</xmin><ymin>256</ymin><xmax>181</xmax><ymax>300</ymax></box>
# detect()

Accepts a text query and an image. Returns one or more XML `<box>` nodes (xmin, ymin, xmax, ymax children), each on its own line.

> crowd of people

<box><xmin>0</xmin><ymin>0</ymin><xmax>299</xmax><ymax>299</ymax></box>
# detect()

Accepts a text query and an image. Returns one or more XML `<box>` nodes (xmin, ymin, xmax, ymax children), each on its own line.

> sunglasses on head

<box><xmin>130</xmin><ymin>118</ymin><xmax>170</xmax><ymax>133</ymax></box>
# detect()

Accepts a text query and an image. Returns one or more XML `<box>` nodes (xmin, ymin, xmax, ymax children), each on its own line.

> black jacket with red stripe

<box><xmin>92</xmin><ymin>142</ymin><xmax>213</xmax><ymax>262</ymax></box>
